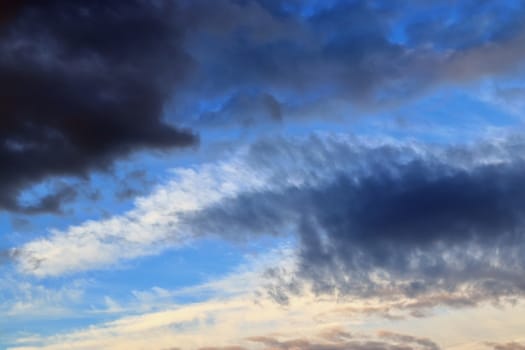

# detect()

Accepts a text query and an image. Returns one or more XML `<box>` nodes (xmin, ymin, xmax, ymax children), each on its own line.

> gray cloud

<box><xmin>0</xmin><ymin>0</ymin><xmax>197</xmax><ymax>213</ymax></box>
<box><xmin>178</xmin><ymin>135</ymin><xmax>525</xmax><ymax>308</ymax></box>
<box><xmin>15</xmin><ymin>184</ymin><xmax>78</xmax><ymax>215</ymax></box>
<box><xmin>3</xmin><ymin>0</ymin><xmax>525</xmax><ymax>213</ymax></box>
<box><xmin>196</xmin><ymin>330</ymin><xmax>440</xmax><ymax>350</ymax></box>
<box><xmin>176</xmin><ymin>0</ymin><xmax>525</xmax><ymax>125</ymax></box>
<box><xmin>114</xmin><ymin>169</ymin><xmax>156</xmax><ymax>202</ymax></box>
<box><xmin>488</xmin><ymin>342</ymin><xmax>525</xmax><ymax>350</ymax></box>
<box><xmin>243</xmin><ymin>331</ymin><xmax>440</xmax><ymax>350</ymax></box>
<box><xmin>196</xmin><ymin>92</ymin><xmax>283</xmax><ymax>128</ymax></box>
<box><xmin>199</xmin><ymin>347</ymin><xmax>245</xmax><ymax>350</ymax></box>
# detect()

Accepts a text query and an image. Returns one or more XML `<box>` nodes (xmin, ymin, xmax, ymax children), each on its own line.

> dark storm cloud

<box><xmin>180</xmin><ymin>136</ymin><xmax>525</xmax><ymax>307</ymax></box>
<box><xmin>4</xmin><ymin>0</ymin><xmax>525</xmax><ymax>214</ymax></box>
<box><xmin>0</xmin><ymin>0</ymin><xmax>197</xmax><ymax>213</ymax></box>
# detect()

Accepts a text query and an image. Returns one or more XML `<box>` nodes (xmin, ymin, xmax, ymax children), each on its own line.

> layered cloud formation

<box><xmin>3</xmin><ymin>0</ymin><xmax>525</xmax><ymax>212</ymax></box>
<box><xmin>189</xmin><ymin>136</ymin><xmax>525</xmax><ymax>305</ymax></box>
<box><xmin>3</xmin><ymin>1</ymin><xmax>525</xmax><ymax>349</ymax></box>
<box><xmin>11</xmin><ymin>134</ymin><xmax>525</xmax><ymax>315</ymax></box>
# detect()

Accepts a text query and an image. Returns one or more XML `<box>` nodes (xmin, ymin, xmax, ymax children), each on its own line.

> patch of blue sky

<box><xmin>350</xmin><ymin>86</ymin><xmax>521</xmax><ymax>144</ymax></box>
<box><xmin>488</xmin><ymin>76</ymin><xmax>525</xmax><ymax>90</ymax></box>
<box><xmin>387</xmin><ymin>22</ymin><xmax>407</xmax><ymax>46</ymax></box>
<box><xmin>386</xmin><ymin>0</ymin><xmax>524</xmax><ymax>50</ymax></box>
<box><xmin>297</xmin><ymin>0</ymin><xmax>344</xmax><ymax>18</ymax></box>
<box><xmin>412</xmin><ymin>86</ymin><xmax>518</xmax><ymax>124</ymax></box>
<box><xmin>265</xmin><ymin>84</ymin><xmax>520</xmax><ymax>145</ymax></box>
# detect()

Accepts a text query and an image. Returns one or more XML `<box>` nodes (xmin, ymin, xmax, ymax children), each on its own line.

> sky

<box><xmin>1</xmin><ymin>0</ymin><xmax>525</xmax><ymax>349</ymax></box>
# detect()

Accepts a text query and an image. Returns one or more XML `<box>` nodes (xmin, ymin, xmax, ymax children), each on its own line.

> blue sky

<box><xmin>2</xmin><ymin>1</ymin><xmax>525</xmax><ymax>349</ymax></box>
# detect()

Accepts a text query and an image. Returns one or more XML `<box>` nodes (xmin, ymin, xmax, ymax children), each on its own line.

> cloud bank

<box><xmin>184</xmin><ymin>135</ymin><xmax>525</xmax><ymax>305</ymax></box>
<box><xmin>0</xmin><ymin>0</ymin><xmax>197</xmax><ymax>212</ymax></box>
<box><xmin>3</xmin><ymin>0</ymin><xmax>525</xmax><ymax>212</ymax></box>
<box><xmin>10</xmin><ymin>133</ymin><xmax>525</xmax><ymax>314</ymax></box>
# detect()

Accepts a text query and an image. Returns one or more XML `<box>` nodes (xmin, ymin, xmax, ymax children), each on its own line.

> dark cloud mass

<box><xmin>3</xmin><ymin>0</ymin><xmax>525</xmax><ymax>213</ymax></box>
<box><xmin>181</xmin><ymin>136</ymin><xmax>525</xmax><ymax>307</ymax></box>
<box><xmin>0</xmin><ymin>0</ymin><xmax>196</xmax><ymax>213</ymax></box>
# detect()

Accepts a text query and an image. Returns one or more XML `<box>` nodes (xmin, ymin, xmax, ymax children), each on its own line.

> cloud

<box><xmin>243</xmin><ymin>331</ymin><xmax>440</xmax><ymax>350</ymax></box>
<box><xmin>15</xmin><ymin>184</ymin><xmax>78</xmax><ymax>215</ymax></box>
<box><xmin>176</xmin><ymin>0</ymin><xmax>525</xmax><ymax>126</ymax></box>
<box><xmin>7</xmin><ymin>286</ymin><xmax>444</xmax><ymax>350</ymax></box>
<box><xmin>199</xmin><ymin>347</ymin><xmax>245</xmax><ymax>350</ymax></box>
<box><xmin>0</xmin><ymin>0</ymin><xmax>197</xmax><ymax>213</ymax></box>
<box><xmin>195</xmin><ymin>92</ymin><xmax>283</xmax><ymax>128</ymax></box>
<box><xmin>12</xmin><ymin>133</ymin><xmax>429</xmax><ymax>277</ymax></box>
<box><xmin>114</xmin><ymin>170</ymin><xmax>156</xmax><ymax>201</ymax></box>
<box><xmin>178</xmin><ymin>134</ymin><xmax>525</xmax><ymax>305</ymax></box>
<box><xmin>3</xmin><ymin>0</ymin><xmax>525</xmax><ymax>213</ymax></box>
<box><xmin>0</xmin><ymin>250</ymin><xmax>14</xmax><ymax>265</ymax></box>
<box><xmin>11</xmin><ymin>144</ymin><xmax>276</xmax><ymax>276</ymax></box>
<box><xmin>11</xmin><ymin>132</ymin><xmax>525</xmax><ymax>317</ymax></box>
<box><xmin>488</xmin><ymin>342</ymin><xmax>525</xmax><ymax>350</ymax></box>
